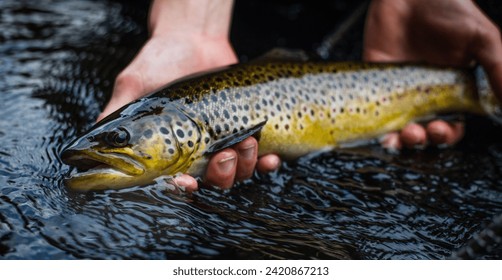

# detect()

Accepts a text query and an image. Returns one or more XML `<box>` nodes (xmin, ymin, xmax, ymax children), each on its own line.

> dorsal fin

<box><xmin>254</xmin><ymin>48</ymin><xmax>311</xmax><ymax>62</ymax></box>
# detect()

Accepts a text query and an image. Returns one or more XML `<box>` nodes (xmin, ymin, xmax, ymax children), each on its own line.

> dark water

<box><xmin>1</xmin><ymin>0</ymin><xmax>501</xmax><ymax>259</ymax></box>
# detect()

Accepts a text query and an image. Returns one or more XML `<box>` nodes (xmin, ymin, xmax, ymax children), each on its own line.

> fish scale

<box><xmin>61</xmin><ymin>60</ymin><xmax>495</xmax><ymax>191</ymax></box>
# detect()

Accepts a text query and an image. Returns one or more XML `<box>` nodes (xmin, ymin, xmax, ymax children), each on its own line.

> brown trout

<box><xmin>60</xmin><ymin>60</ymin><xmax>500</xmax><ymax>191</ymax></box>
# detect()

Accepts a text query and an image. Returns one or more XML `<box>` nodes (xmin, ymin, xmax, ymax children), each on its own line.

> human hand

<box><xmin>97</xmin><ymin>34</ymin><xmax>238</xmax><ymax>120</ymax></box>
<box><xmin>364</xmin><ymin>0</ymin><xmax>502</xmax><ymax>149</ymax></box>
<box><xmin>97</xmin><ymin>0</ymin><xmax>281</xmax><ymax>192</ymax></box>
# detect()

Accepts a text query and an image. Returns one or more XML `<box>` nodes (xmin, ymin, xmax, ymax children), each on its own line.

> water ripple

<box><xmin>0</xmin><ymin>0</ymin><xmax>501</xmax><ymax>260</ymax></box>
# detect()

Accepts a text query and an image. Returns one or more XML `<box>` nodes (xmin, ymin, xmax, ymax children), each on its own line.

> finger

<box><xmin>399</xmin><ymin>123</ymin><xmax>427</xmax><ymax>148</ymax></box>
<box><xmin>172</xmin><ymin>174</ymin><xmax>199</xmax><ymax>192</ymax></box>
<box><xmin>471</xmin><ymin>19</ymin><xmax>502</xmax><ymax>99</ymax></box>
<box><xmin>426</xmin><ymin>120</ymin><xmax>464</xmax><ymax>146</ymax></box>
<box><xmin>256</xmin><ymin>154</ymin><xmax>281</xmax><ymax>173</ymax></box>
<box><xmin>380</xmin><ymin>132</ymin><xmax>402</xmax><ymax>150</ymax></box>
<box><xmin>204</xmin><ymin>149</ymin><xmax>237</xmax><ymax>189</ymax></box>
<box><xmin>234</xmin><ymin>137</ymin><xmax>258</xmax><ymax>181</ymax></box>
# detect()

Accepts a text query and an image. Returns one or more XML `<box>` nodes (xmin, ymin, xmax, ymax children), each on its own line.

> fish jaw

<box><xmin>61</xmin><ymin>141</ymin><xmax>147</xmax><ymax>191</ymax></box>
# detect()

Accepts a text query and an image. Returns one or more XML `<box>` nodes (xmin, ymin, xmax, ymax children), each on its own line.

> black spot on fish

<box><xmin>187</xmin><ymin>141</ymin><xmax>194</xmax><ymax>148</ymax></box>
<box><xmin>215</xmin><ymin>125</ymin><xmax>222</xmax><ymax>134</ymax></box>
<box><xmin>165</xmin><ymin>139</ymin><xmax>171</xmax><ymax>145</ymax></box>
<box><xmin>188</xmin><ymin>130</ymin><xmax>193</xmax><ymax>137</ymax></box>
<box><xmin>224</xmin><ymin>123</ymin><xmax>230</xmax><ymax>132</ymax></box>
<box><xmin>243</xmin><ymin>104</ymin><xmax>249</xmax><ymax>111</ymax></box>
<box><xmin>233</xmin><ymin>116</ymin><xmax>239</xmax><ymax>122</ymax></box>
<box><xmin>274</xmin><ymin>124</ymin><xmax>279</xmax><ymax>130</ymax></box>
<box><xmin>242</xmin><ymin>116</ymin><xmax>249</xmax><ymax>125</ymax></box>
<box><xmin>276</xmin><ymin>104</ymin><xmax>282</xmax><ymax>111</ymax></box>
<box><xmin>160</xmin><ymin>127</ymin><xmax>169</xmax><ymax>135</ymax></box>
<box><xmin>202</xmin><ymin>97</ymin><xmax>209</xmax><ymax>106</ymax></box>
<box><xmin>223</xmin><ymin>110</ymin><xmax>230</xmax><ymax>119</ymax></box>
<box><xmin>168</xmin><ymin>148</ymin><xmax>175</xmax><ymax>154</ymax></box>
<box><xmin>211</xmin><ymin>95</ymin><xmax>218</xmax><ymax>102</ymax></box>
<box><xmin>176</xmin><ymin>129</ymin><xmax>184</xmax><ymax>138</ymax></box>
<box><xmin>255</xmin><ymin>104</ymin><xmax>261</xmax><ymax>110</ymax></box>
<box><xmin>285</xmin><ymin>124</ymin><xmax>290</xmax><ymax>130</ymax></box>
<box><xmin>220</xmin><ymin>91</ymin><xmax>227</xmax><ymax>101</ymax></box>
<box><xmin>231</xmin><ymin>104</ymin><xmax>237</xmax><ymax>112</ymax></box>
<box><xmin>201</xmin><ymin>112</ymin><xmax>210</xmax><ymax>124</ymax></box>
<box><xmin>144</xmin><ymin>129</ymin><xmax>153</xmax><ymax>139</ymax></box>
<box><xmin>204</xmin><ymin>137</ymin><xmax>210</xmax><ymax>144</ymax></box>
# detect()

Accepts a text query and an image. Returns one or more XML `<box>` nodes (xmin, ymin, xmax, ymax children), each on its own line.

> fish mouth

<box><xmin>62</xmin><ymin>149</ymin><xmax>145</xmax><ymax>178</ymax></box>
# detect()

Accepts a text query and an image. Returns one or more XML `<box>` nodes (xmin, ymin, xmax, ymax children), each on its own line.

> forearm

<box><xmin>149</xmin><ymin>0</ymin><xmax>234</xmax><ymax>40</ymax></box>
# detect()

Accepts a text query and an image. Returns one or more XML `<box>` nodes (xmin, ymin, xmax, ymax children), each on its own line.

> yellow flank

<box><xmin>258</xmin><ymin>82</ymin><xmax>482</xmax><ymax>158</ymax></box>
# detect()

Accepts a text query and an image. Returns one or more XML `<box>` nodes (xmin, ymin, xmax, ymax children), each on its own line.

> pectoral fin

<box><xmin>205</xmin><ymin>120</ymin><xmax>267</xmax><ymax>154</ymax></box>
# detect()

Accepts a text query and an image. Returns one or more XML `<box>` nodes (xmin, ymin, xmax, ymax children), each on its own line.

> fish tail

<box><xmin>476</xmin><ymin>66</ymin><xmax>502</xmax><ymax>124</ymax></box>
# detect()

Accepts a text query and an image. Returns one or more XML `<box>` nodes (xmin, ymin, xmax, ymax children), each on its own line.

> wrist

<box><xmin>149</xmin><ymin>0</ymin><xmax>233</xmax><ymax>41</ymax></box>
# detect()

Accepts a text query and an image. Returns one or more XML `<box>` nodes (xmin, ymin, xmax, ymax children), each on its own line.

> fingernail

<box><xmin>268</xmin><ymin>156</ymin><xmax>281</xmax><ymax>170</ymax></box>
<box><xmin>379</xmin><ymin>134</ymin><xmax>401</xmax><ymax>151</ymax></box>
<box><xmin>173</xmin><ymin>175</ymin><xmax>198</xmax><ymax>192</ymax></box>
<box><xmin>218</xmin><ymin>156</ymin><xmax>236</xmax><ymax>173</ymax></box>
<box><xmin>238</xmin><ymin>144</ymin><xmax>255</xmax><ymax>160</ymax></box>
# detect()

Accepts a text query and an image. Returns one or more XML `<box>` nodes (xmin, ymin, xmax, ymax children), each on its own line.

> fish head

<box><xmin>61</xmin><ymin>98</ymin><xmax>207</xmax><ymax>191</ymax></box>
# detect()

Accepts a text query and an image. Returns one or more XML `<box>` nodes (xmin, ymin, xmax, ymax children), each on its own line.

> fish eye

<box><xmin>105</xmin><ymin>127</ymin><xmax>130</xmax><ymax>147</ymax></box>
